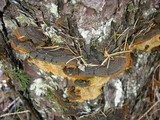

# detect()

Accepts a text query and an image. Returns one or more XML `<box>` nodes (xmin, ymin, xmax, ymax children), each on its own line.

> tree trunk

<box><xmin>0</xmin><ymin>0</ymin><xmax>160</xmax><ymax>120</ymax></box>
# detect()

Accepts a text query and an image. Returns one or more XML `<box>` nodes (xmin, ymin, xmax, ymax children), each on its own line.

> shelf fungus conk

<box><xmin>8</xmin><ymin>25</ymin><xmax>132</xmax><ymax>102</ymax></box>
<box><xmin>131</xmin><ymin>28</ymin><xmax>160</xmax><ymax>51</ymax></box>
<box><xmin>9</xmin><ymin>25</ymin><xmax>160</xmax><ymax>102</ymax></box>
<box><xmin>14</xmin><ymin>25</ymin><xmax>48</xmax><ymax>47</ymax></box>
<box><xmin>27</xmin><ymin>52</ymin><xmax>131</xmax><ymax>102</ymax></box>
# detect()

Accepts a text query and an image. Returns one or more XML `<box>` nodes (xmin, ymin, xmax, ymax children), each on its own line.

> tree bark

<box><xmin>0</xmin><ymin>0</ymin><xmax>160</xmax><ymax>120</ymax></box>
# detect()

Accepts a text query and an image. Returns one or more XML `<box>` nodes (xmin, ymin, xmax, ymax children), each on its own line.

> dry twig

<box><xmin>0</xmin><ymin>110</ymin><xmax>30</xmax><ymax>118</ymax></box>
<box><xmin>137</xmin><ymin>87</ymin><xmax>160</xmax><ymax>120</ymax></box>
<box><xmin>3</xmin><ymin>97</ymin><xmax>20</xmax><ymax>112</ymax></box>
<box><xmin>101</xmin><ymin>50</ymin><xmax>131</xmax><ymax>66</ymax></box>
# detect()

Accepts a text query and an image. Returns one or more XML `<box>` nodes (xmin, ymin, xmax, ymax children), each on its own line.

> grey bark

<box><xmin>0</xmin><ymin>0</ymin><xmax>160</xmax><ymax>120</ymax></box>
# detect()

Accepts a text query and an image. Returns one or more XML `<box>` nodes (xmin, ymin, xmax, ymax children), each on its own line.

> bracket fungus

<box><xmin>13</xmin><ymin>25</ymin><xmax>48</xmax><ymax>47</ymax></box>
<box><xmin>131</xmin><ymin>27</ymin><xmax>160</xmax><ymax>51</ymax></box>
<box><xmin>9</xmin><ymin>24</ymin><xmax>160</xmax><ymax>102</ymax></box>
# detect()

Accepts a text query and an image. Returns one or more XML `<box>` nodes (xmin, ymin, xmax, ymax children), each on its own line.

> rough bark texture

<box><xmin>0</xmin><ymin>0</ymin><xmax>160</xmax><ymax>120</ymax></box>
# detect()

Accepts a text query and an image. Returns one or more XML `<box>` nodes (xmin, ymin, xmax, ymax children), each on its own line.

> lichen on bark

<box><xmin>0</xmin><ymin>0</ymin><xmax>160</xmax><ymax>120</ymax></box>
